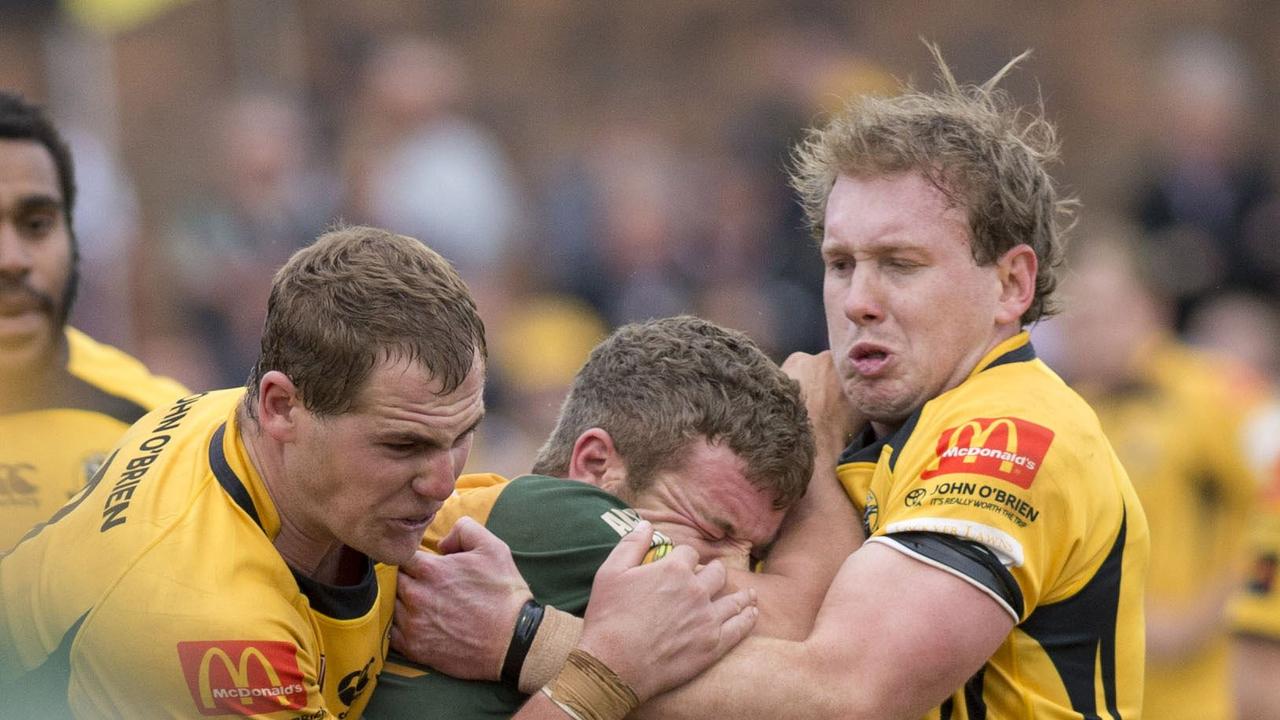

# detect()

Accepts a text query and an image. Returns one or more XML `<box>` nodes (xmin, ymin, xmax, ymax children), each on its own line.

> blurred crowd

<box><xmin>5</xmin><ymin>2</ymin><xmax>1274</xmax><ymax>480</ymax></box>
<box><xmin>6</xmin><ymin>0</ymin><xmax>1280</xmax><ymax>716</ymax></box>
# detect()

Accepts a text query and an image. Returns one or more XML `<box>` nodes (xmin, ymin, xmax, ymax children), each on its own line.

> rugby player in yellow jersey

<box><xmin>605</xmin><ymin>48</ymin><xmax>1145</xmax><ymax>719</ymax></box>
<box><xmin>1231</xmin><ymin>469</ymin><xmax>1280</xmax><ymax>719</ymax></box>
<box><xmin>0</xmin><ymin>91</ymin><xmax>186</xmax><ymax>551</ymax></box>
<box><xmin>0</xmin><ymin>227</ymin><xmax>758</xmax><ymax>718</ymax></box>
<box><xmin>1056</xmin><ymin>221</ymin><xmax>1273</xmax><ymax>720</ymax></box>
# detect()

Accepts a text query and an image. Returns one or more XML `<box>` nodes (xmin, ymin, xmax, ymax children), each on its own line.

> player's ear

<box><xmin>257</xmin><ymin>371</ymin><xmax>303</xmax><ymax>442</ymax></box>
<box><xmin>995</xmin><ymin>243</ymin><xmax>1037</xmax><ymax>326</ymax></box>
<box><xmin>568</xmin><ymin>428</ymin><xmax>624</xmax><ymax>491</ymax></box>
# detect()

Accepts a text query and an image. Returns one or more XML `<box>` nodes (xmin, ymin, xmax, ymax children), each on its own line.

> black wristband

<box><xmin>501</xmin><ymin>599</ymin><xmax>544</xmax><ymax>687</ymax></box>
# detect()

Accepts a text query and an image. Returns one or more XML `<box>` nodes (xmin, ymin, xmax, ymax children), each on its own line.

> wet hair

<box><xmin>532</xmin><ymin>316</ymin><xmax>814</xmax><ymax>510</ymax></box>
<box><xmin>791</xmin><ymin>47</ymin><xmax>1075</xmax><ymax>324</ymax></box>
<box><xmin>245</xmin><ymin>225</ymin><xmax>486</xmax><ymax>417</ymax></box>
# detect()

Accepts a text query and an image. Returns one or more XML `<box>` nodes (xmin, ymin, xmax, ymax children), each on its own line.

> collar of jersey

<box><xmin>207</xmin><ymin>409</ymin><xmax>283</xmax><ymax>539</ymax></box>
<box><xmin>838</xmin><ymin>331</ymin><xmax>1037</xmax><ymax>466</ymax></box>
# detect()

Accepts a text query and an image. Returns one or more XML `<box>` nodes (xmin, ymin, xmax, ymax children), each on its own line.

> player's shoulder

<box><xmin>907</xmin><ymin>352</ymin><xmax>1122</xmax><ymax>502</ymax></box>
<box><xmin>65</xmin><ymin>327</ymin><xmax>190</xmax><ymax>411</ymax></box>
<box><xmin>486</xmin><ymin>474</ymin><xmax>633</xmax><ymax>544</ymax></box>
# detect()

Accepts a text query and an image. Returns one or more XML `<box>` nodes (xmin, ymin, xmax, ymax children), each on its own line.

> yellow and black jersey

<box><xmin>837</xmin><ymin>332</ymin><xmax>1149</xmax><ymax>719</ymax></box>
<box><xmin>0</xmin><ymin>327</ymin><xmax>187</xmax><ymax>551</ymax></box>
<box><xmin>0</xmin><ymin>389</ymin><xmax>395</xmax><ymax>718</ymax></box>
<box><xmin>1230</xmin><ymin>471</ymin><xmax>1280</xmax><ymax>643</ymax></box>
<box><xmin>1078</xmin><ymin>337</ymin><xmax>1268</xmax><ymax>720</ymax></box>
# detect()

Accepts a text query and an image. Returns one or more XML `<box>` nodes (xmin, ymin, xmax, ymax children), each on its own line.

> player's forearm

<box><xmin>631</xmin><ymin>634</ymin><xmax>859</xmax><ymax>720</ymax></box>
<box><xmin>513</xmin><ymin>689</ymin><xmax>579</xmax><ymax>719</ymax></box>
<box><xmin>743</xmin><ymin>455</ymin><xmax>861</xmax><ymax>639</ymax></box>
<box><xmin>1234</xmin><ymin>635</ymin><xmax>1280</xmax><ymax>720</ymax></box>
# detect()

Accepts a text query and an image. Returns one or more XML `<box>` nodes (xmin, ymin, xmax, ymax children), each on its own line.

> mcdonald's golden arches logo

<box><xmin>920</xmin><ymin>416</ymin><xmax>1054</xmax><ymax>489</ymax></box>
<box><xmin>177</xmin><ymin>640</ymin><xmax>308</xmax><ymax>716</ymax></box>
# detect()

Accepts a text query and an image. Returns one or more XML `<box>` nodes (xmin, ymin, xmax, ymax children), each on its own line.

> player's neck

<box><xmin>0</xmin><ymin>342</ymin><xmax>71</xmax><ymax>413</ymax></box>
<box><xmin>237</xmin><ymin>410</ymin><xmax>352</xmax><ymax>585</ymax></box>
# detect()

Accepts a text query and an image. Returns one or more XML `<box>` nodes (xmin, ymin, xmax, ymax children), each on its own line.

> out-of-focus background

<box><xmin>5</xmin><ymin>0</ymin><xmax>1280</xmax><ymax>474</ymax></box>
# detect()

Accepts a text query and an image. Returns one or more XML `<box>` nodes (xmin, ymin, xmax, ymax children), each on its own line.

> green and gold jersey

<box><xmin>0</xmin><ymin>389</ymin><xmax>395</xmax><ymax>718</ymax></box>
<box><xmin>0</xmin><ymin>326</ymin><xmax>188</xmax><ymax>551</ymax></box>
<box><xmin>836</xmin><ymin>332</ymin><xmax>1149</xmax><ymax>720</ymax></box>
<box><xmin>367</xmin><ymin>473</ymin><xmax>671</xmax><ymax>720</ymax></box>
<box><xmin>1078</xmin><ymin>338</ymin><xmax>1268</xmax><ymax>720</ymax></box>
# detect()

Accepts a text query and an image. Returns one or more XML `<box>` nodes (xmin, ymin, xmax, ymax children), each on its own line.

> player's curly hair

<box><xmin>532</xmin><ymin>316</ymin><xmax>814</xmax><ymax>510</ymax></box>
<box><xmin>245</xmin><ymin>225</ymin><xmax>486</xmax><ymax>417</ymax></box>
<box><xmin>790</xmin><ymin>45</ymin><xmax>1075</xmax><ymax>324</ymax></box>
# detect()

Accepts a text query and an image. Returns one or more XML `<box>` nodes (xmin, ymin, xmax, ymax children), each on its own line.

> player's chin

<box><xmin>370</xmin><ymin>538</ymin><xmax>420</xmax><ymax>567</ymax></box>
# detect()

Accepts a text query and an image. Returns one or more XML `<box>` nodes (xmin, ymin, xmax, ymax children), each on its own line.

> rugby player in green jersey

<box><xmin>371</xmin><ymin>316</ymin><xmax>843</xmax><ymax>719</ymax></box>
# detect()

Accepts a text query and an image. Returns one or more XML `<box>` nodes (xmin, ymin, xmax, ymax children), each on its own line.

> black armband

<box><xmin>501</xmin><ymin>599</ymin><xmax>545</xmax><ymax>687</ymax></box>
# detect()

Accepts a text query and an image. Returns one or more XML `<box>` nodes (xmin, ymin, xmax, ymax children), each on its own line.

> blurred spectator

<box><xmin>61</xmin><ymin>125</ymin><xmax>141</xmax><ymax>349</ymax></box>
<box><xmin>1187</xmin><ymin>292</ymin><xmax>1280</xmax><ymax>384</ymax></box>
<box><xmin>466</xmin><ymin>293</ymin><xmax>606</xmax><ymax>479</ymax></box>
<box><xmin>1055</xmin><ymin>219</ymin><xmax>1274</xmax><ymax>720</ymax></box>
<box><xmin>164</xmin><ymin>93</ymin><xmax>335</xmax><ymax>388</ymax></box>
<box><xmin>539</xmin><ymin>122</ymin><xmax>695</xmax><ymax>326</ymax></box>
<box><xmin>1135</xmin><ymin>33</ymin><xmax>1280</xmax><ymax>328</ymax></box>
<box><xmin>343</xmin><ymin>36</ymin><xmax>522</xmax><ymax>278</ymax></box>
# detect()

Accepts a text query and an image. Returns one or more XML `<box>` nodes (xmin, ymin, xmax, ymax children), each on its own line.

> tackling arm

<box><xmin>635</xmin><ymin>541</ymin><xmax>1014</xmax><ymax>720</ymax></box>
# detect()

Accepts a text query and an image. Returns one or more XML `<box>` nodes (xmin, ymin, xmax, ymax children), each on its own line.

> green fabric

<box><xmin>364</xmin><ymin>475</ymin><xmax>632</xmax><ymax>719</ymax></box>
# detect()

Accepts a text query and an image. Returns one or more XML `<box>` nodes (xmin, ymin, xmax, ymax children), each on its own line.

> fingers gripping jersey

<box><xmin>0</xmin><ymin>390</ymin><xmax>395</xmax><ymax>718</ymax></box>
<box><xmin>0</xmin><ymin>327</ymin><xmax>188</xmax><ymax>551</ymax></box>
<box><xmin>836</xmin><ymin>333</ymin><xmax>1150</xmax><ymax>719</ymax></box>
<box><xmin>367</xmin><ymin>473</ymin><xmax>672</xmax><ymax>720</ymax></box>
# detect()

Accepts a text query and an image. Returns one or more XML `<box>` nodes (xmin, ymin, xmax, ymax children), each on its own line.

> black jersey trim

<box><xmin>873</xmin><ymin>531</ymin><xmax>1024</xmax><ymax>620</ymax></box>
<box><xmin>208</xmin><ymin>423</ymin><xmax>262</xmax><ymax>529</ymax></box>
<box><xmin>963</xmin><ymin>665</ymin><xmax>988</xmax><ymax>719</ymax></box>
<box><xmin>1020</xmin><ymin>509</ymin><xmax>1128</xmax><ymax>719</ymax></box>
<box><xmin>11</xmin><ymin>371</ymin><xmax>152</xmax><ymax>424</ymax></box>
<box><xmin>983</xmin><ymin>339</ymin><xmax>1037</xmax><ymax>370</ymax></box>
<box><xmin>290</xmin><ymin>561</ymin><xmax>379</xmax><ymax>621</ymax></box>
<box><xmin>838</xmin><ymin>407</ymin><xmax>924</xmax><ymax>466</ymax></box>
<box><xmin>208</xmin><ymin>422</ymin><xmax>379</xmax><ymax>621</ymax></box>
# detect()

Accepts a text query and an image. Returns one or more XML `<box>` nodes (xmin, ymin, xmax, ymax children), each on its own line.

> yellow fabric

<box><xmin>837</xmin><ymin>332</ymin><xmax>1150</xmax><ymax>719</ymax></box>
<box><xmin>0</xmin><ymin>327</ymin><xmax>187</xmax><ymax>551</ymax></box>
<box><xmin>422</xmin><ymin>473</ymin><xmax>509</xmax><ymax>553</ymax></box>
<box><xmin>1081</xmin><ymin>339</ymin><xmax>1264</xmax><ymax>720</ymax></box>
<box><xmin>1230</xmin><ymin>473</ymin><xmax>1280</xmax><ymax>640</ymax></box>
<box><xmin>0</xmin><ymin>389</ymin><xmax>394</xmax><ymax>718</ymax></box>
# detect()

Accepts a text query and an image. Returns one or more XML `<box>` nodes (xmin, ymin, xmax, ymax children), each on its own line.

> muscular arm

<box><xmin>636</xmin><ymin>542</ymin><xmax>1013</xmax><ymax>720</ymax></box>
<box><xmin>1234</xmin><ymin>634</ymin><xmax>1280</xmax><ymax>720</ymax></box>
<box><xmin>725</xmin><ymin>351</ymin><xmax>864</xmax><ymax>640</ymax></box>
<box><xmin>724</xmin><ymin>447</ymin><xmax>861</xmax><ymax>640</ymax></box>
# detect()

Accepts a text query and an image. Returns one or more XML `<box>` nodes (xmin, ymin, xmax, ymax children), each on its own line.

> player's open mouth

<box><xmin>849</xmin><ymin>343</ymin><xmax>892</xmax><ymax>377</ymax></box>
<box><xmin>393</xmin><ymin>514</ymin><xmax>434</xmax><ymax>533</ymax></box>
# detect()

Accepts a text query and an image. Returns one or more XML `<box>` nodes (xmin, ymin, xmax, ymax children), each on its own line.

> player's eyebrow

<box><xmin>13</xmin><ymin>195</ymin><xmax>62</xmax><ymax>214</ymax></box>
<box><xmin>382</xmin><ymin>413</ymin><xmax>485</xmax><ymax>447</ymax></box>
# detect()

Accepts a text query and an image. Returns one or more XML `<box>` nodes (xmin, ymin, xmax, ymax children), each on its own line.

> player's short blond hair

<box><xmin>531</xmin><ymin>316</ymin><xmax>814</xmax><ymax>510</ymax></box>
<box><xmin>791</xmin><ymin>47</ymin><xmax>1074</xmax><ymax>324</ymax></box>
<box><xmin>246</xmin><ymin>225</ymin><xmax>486</xmax><ymax>416</ymax></box>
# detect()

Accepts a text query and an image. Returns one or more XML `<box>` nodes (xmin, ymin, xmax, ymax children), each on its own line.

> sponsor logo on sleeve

<box><xmin>920</xmin><ymin>417</ymin><xmax>1054</xmax><ymax>489</ymax></box>
<box><xmin>176</xmin><ymin>640</ymin><xmax>307</xmax><ymax>716</ymax></box>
